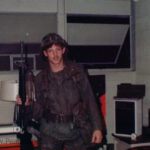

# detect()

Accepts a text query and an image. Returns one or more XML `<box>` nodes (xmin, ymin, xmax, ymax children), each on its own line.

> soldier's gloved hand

<box><xmin>16</xmin><ymin>95</ymin><xmax>30</xmax><ymax>106</ymax></box>
<box><xmin>91</xmin><ymin>130</ymin><xmax>103</xmax><ymax>144</ymax></box>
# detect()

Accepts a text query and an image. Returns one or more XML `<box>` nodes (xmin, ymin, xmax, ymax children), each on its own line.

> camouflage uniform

<box><xmin>32</xmin><ymin>61</ymin><xmax>102</xmax><ymax>150</ymax></box>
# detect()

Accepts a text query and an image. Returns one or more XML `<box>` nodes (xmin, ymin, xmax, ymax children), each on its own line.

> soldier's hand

<box><xmin>16</xmin><ymin>95</ymin><xmax>30</xmax><ymax>106</ymax></box>
<box><xmin>91</xmin><ymin>130</ymin><xmax>103</xmax><ymax>144</ymax></box>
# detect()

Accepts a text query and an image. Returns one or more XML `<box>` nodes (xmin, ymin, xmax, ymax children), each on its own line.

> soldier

<box><xmin>18</xmin><ymin>33</ymin><xmax>103</xmax><ymax>150</ymax></box>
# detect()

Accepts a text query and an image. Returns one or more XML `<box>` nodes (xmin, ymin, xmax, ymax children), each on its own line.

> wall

<box><xmin>135</xmin><ymin>0</ymin><xmax>150</xmax><ymax>126</ymax></box>
<box><xmin>0</xmin><ymin>0</ymin><xmax>57</xmax><ymax>13</ymax></box>
<box><xmin>0</xmin><ymin>13</ymin><xmax>57</xmax><ymax>43</ymax></box>
<box><xmin>65</xmin><ymin>0</ymin><xmax>130</xmax><ymax>15</ymax></box>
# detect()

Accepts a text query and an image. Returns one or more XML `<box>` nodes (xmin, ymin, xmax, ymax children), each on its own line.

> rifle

<box><xmin>16</xmin><ymin>41</ymin><xmax>35</xmax><ymax>150</ymax></box>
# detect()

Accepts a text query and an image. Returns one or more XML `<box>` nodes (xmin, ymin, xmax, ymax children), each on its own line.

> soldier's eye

<box><xmin>56</xmin><ymin>48</ymin><xmax>62</xmax><ymax>51</ymax></box>
<box><xmin>47</xmin><ymin>49</ymin><xmax>53</xmax><ymax>52</ymax></box>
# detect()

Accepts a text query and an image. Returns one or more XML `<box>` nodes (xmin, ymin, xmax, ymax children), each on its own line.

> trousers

<box><xmin>39</xmin><ymin>134</ymin><xmax>87</xmax><ymax>150</ymax></box>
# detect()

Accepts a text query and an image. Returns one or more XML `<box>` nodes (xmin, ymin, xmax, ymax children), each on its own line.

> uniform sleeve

<box><xmin>78</xmin><ymin>68</ymin><xmax>103</xmax><ymax>131</ymax></box>
<box><xmin>31</xmin><ymin>73</ymin><xmax>44</xmax><ymax>121</ymax></box>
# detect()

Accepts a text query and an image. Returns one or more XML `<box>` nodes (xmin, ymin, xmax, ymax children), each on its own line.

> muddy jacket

<box><xmin>32</xmin><ymin>61</ymin><xmax>102</xmax><ymax>140</ymax></box>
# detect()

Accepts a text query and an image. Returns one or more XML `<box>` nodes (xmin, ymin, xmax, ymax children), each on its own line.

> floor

<box><xmin>128</xmin><ymin>147</ymin><xmax>150</xmax><ymax>150</ymax></box>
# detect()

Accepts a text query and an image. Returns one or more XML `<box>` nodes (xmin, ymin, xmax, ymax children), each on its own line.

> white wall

<box><xmin>0</xmin><ymin>0</ymin><xmax>58</xmax><ymax>43</ymax></box>
<box><xmin>66</xmin><ymin>0</ymin><xmax>130</xmax><ymax>15</ymax></box>
<box><xmin>0</xmin><ymin>0</ymin><xmax>57</xmax><ymax>13</ymax></box>
<box><xmin>0</xmin><ymin>13</ymin><xmax>57</xmax><ymax>43</ymax></box>
<box><xmin>135</xmin><ymin>0</ymin><xmax>150</xmax><ymax>126</ymax></box>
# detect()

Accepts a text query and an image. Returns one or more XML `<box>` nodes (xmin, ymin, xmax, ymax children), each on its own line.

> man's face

<box><xmin>43</xmin><ymin>44</ymin><xmax>66</xmax><ymax>66</ymax></box>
